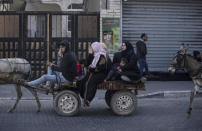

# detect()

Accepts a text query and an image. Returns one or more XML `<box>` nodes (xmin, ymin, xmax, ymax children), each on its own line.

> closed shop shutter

<box><xmin>122</xmin><ymin>0</ymin><xmax>202</xmax><ymax>72</ymax></box>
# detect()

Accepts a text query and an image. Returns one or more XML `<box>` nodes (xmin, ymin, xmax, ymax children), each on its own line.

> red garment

<box><xmin>77</xmin><ymin>63</ymin><xmax>82</xmax><ymax>76</ymax></box>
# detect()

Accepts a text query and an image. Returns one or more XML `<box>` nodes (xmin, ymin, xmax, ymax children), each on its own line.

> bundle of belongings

<box><xmin>120</xmin><ymin>75</ymin><xmax>147</xmax><ymax>84</ymax></box>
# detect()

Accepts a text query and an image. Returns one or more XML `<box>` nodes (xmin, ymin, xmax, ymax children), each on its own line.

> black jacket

<box><xmin>112</xmin><ymin>52</ymin><xmax>121</xmax><ymax>65</ymax></box>
<box><xmin>87</xmin><ymin>54</ymin><xmax>112</xmax><ymax>74</ymax></box>
<box><xmin>136</xmin><ymin>40</ymin><xmax>147</xmax><ymax>59</ymax></box>
<box><xmin>122</xmin><ymin>53</ymin><xmax>140</xmax><ymax>74</ymax></box>
<box><xmin>52</xmin><ymin>51</ymin><xmax>77</xmax><ymax>82</ymax></box>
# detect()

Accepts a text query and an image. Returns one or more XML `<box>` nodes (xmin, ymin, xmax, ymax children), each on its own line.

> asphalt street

<box><xmin>0</xmin><ymin>81</ymin><xmax>201</xmax><ymax>131</ymax></box>
<box><xmin>0</xmin><ymin>98</ymin><xmax>202</xmax><ymax>131</ymax></box>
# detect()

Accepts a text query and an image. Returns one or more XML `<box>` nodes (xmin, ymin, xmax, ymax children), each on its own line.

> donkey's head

<box><xmin>168</xmin><ymin>44</ymin><xmax>187</xmax><ymax>74</ymax></box>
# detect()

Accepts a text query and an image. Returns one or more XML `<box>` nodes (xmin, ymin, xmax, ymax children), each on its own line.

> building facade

<box><xmin>94</xmin><ymin>0</ymin><xmax>202</xmax><ymax>72</ymax></box>
<box><xmin>121</xmin><ymin>0</ymin><xmax>202</xmax><ymax>72</ymax></box>
<box><xmin>1</xmin><ymin>0</ymin><xmax>202</xmax><ymax>73</ymax></box>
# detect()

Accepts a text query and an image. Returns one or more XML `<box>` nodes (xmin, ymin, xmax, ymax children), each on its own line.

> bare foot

<box><xmin>24</xmin><ymin>82</ymin><xmax>29</xmax><ymax>86</ymax></box>
<box><xmin>42</xmin><ymin>85</ymin><xmax>51</xmax><ymax>90</ymax></box>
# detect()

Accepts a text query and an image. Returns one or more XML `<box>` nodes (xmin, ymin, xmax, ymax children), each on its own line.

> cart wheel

<box><xmin>105</xmin><ymin>90</ymin><xmax>115</xmax><ymax>108</ymax></box>
<box><xmin>53</xmin><ymin>90</ymin><xmax>81</xmax><ymax>116</ymax></box>
<box><xmin>110</xmin><ymin>91</ymin><xmax>137</xmax><ymax>116</ymax></box>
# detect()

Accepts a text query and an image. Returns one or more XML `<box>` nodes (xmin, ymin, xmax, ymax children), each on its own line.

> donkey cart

<box><xmin>53</xmin><ymin>80</ymin><xmax>146</xmax><ymax>116</ymax></box>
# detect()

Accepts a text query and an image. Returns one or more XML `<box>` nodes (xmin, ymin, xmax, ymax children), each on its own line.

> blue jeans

<box><xmin>28</xmin><ymin>66</ymin><xmax>68</xmax><ymax>87</ymax></box>
<box><xmin>139</xmin><ymin>58</ymin><xmax>149</xmax><ymax>76</ymax></box>
<box><xmin>46</xmin><ymin>66</ymin><xmax>53</xmax><ymax>86</ymax></box>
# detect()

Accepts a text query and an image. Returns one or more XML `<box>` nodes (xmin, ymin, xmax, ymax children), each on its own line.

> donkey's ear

<box><xmin>179</xmin><ymin>44</ymin><xmax>187</xmax><ymax>54</ymax></box>
<box><xmin>179</xmin><ymin>44</ymin><xmax>185</xmax><ymax>51</ymax></box>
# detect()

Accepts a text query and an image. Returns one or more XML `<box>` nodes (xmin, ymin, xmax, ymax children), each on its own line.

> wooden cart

<box><xmin>53</xmin><ymin>80</ymin><xmax>146</xmax><ymax>116</ymax></box>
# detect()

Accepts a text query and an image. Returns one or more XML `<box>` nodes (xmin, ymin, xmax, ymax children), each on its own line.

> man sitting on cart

<box><xmin>20</xmin><ymin>40</ymin><xmax>77</xmax><ymax>92</ymax></box>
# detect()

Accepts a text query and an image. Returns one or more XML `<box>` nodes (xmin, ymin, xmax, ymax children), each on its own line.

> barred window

<box><xmin>0</xmin><ymin>0</ymin><xmax>13</xmax><ymax>4</ymax></box>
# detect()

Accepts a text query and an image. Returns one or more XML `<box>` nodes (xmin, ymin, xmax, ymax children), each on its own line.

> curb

<box><xmin>137</xmin><ymin>90</ymin><xmax>202</xmax><ymax>98</ymax></box>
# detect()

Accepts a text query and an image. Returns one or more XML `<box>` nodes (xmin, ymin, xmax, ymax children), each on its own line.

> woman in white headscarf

<box><xmin>78</xmin><ymin>42</ymin><xmax>111</xmax><ymax>106</ymax></box>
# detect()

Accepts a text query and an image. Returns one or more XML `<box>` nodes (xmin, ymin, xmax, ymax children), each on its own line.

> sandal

<box><xmin>83</xmin><ymin>100</ymin><xmax>90</xmax><ymax>107</ymax></box>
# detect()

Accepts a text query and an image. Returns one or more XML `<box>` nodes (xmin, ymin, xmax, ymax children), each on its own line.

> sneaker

<box><xmin>140</xmin><ymin>77</ymin><xmax>147</xmax><ymax>83</ymax></box>
<box><xmin>121</xmin><ymin>75</ymin><xmax>131</xmax><ymax>82</ymax></box>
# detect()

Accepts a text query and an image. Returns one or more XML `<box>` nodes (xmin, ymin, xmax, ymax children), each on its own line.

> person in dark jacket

<box><xmin>113</xmin><ymin>41</ymin><xmax>141</xmax><ymax>81</ymax></box>
<box><xmin>23</xmin><ymin>40</ymin><xmax>77</xmax><ymax>91</ymax></box>
<box><xmin>46</xmin><ymin>40</ymin><xmax>67</xmax><ymax>86</ymax></box>
<box><xmin>78</xmin><ymin>42</ymin><xmax>111</xmax><ymax>106</ymax></box>
<box><xmin>136</xmin><ymin>33</ymin><xmax>149</xmax><ymax>76</ymax></box>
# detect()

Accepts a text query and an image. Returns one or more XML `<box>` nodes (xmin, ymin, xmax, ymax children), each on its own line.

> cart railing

<box><xmin>97</xmin><ymin>81</ymin><xmax>146</xmax><ymax>90</ymax></box>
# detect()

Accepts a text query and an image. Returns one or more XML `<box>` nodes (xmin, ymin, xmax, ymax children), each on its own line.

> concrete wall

<box><xmin>10</xmin><ymin>0</ymin><xmax>26</xmax><ymax>11</ymax></box>
<box><xmin>41</xmin><ymin>0</ymin><xmax>83</xmax><ymax>11</ymax></box>
<box><xmin>85</xmin><ymin>0</ymin><xmax>100</xmax><ymax>12</ymax></box>
<box><xmin>25</xmin><ymin>0</ymin><xmax>61</xmax><ymax>11</ymax></box>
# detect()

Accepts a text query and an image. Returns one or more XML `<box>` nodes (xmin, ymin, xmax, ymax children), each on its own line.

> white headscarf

<box><xmin>89</xmin><ymin>42</ymin><xmax>107</xmax><ymax>68</ymax></box>
<box><xmin>101</xmin><ymin>42</ymin><xmax>107</xmax><ymax>51</ymax></box>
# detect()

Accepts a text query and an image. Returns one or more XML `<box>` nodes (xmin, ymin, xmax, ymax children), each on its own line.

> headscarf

<box><xmin>121</xmin><ymin>41</ymin><xmax>134</xmax><ymax>61</ymax></box>
<box><xmin>89</xmin><ymin>42</ymin><xmax>107</xmax><ymax>68</ymax></box>
<box><xmin>101</xmin><ymin>42</ymin><xmax>107</xmax><ymax>51</ymax></box>
<box><xmin>56</xmin><ymin>40</ymin><xmax>69</xmax><ymax>65</ymax></box>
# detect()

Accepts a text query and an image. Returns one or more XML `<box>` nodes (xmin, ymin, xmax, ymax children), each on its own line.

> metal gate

<box><xmin>122</xmin><ymin>0</ymin><xmax>202</xmax><ymax>72</ymax></box>
<box><xmin>0</xmin><ymin>11</ymin><xmax>100</xmax><ymax>79</ymax></box>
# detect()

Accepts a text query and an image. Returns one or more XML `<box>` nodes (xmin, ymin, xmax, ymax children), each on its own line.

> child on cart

<box><xmin>104</xmin><ymin>58</ymin><xmax>128</xmax><ymax>82</ymax></box>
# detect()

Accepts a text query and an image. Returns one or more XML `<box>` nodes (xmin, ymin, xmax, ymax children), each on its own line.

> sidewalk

<box><xmin>142</xmin><ymin>81</ymin><xmax>193</xmax><ymax>93</ymax></box>
<box><xmin>0</xmin><ymin>81</ymin><xmax>198</xmax><ymax>99</ymax></box>
<box><xmin>138</xmin><ymin>81</ymin><xmax>197</xmax><ymax>98</ymax></box>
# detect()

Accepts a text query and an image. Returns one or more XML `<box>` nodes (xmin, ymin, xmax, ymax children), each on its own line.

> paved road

<box><xmin>0</xmin><ymin>98</ymin><xmax>202</xmax><ymax>131</ymax></box>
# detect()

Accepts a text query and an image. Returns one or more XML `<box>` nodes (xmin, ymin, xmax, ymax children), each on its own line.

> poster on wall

<box><xmin>102</xmin><ymin>18</ymin><xmax>120</xmax><ymax>54</ymax></box>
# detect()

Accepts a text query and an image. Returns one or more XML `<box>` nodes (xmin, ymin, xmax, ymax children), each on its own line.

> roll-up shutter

<box><xmin>122</xmin><ymin>0</ymin><xmax>202</xmax><ymax>72</ymax></box>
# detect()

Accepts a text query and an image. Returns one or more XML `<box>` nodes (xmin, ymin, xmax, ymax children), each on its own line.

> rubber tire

<box><xmin>53</xmin><ymin>90</ymin><xmax>81</xmax><ymax>116</ymax></box>
<box><xmin>110</xmin><ymin>91</ymin><xmax>137</xmax><ymax>116</ymax></box>
<box><xmin>105</xmin><ymin>90</ymin><xmax>115</xmax><ymax>108</ymax></box>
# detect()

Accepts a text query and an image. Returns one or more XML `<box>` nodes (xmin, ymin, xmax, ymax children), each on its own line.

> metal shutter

<box><xmin>122</xmin><ymin>0</ymin><xmax>202</xmax><ymax>72</ymax></box>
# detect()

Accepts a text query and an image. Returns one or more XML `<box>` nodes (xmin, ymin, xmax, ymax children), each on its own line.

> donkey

<box><xmin>168</xmin><ymin>45</ymin><xmax>202</xmax><ymax>115</ymax></box>
<box><xmin>0</xmin><ymin>58</ymin><xmax>41</xmax><ymax>112</ymax></box>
